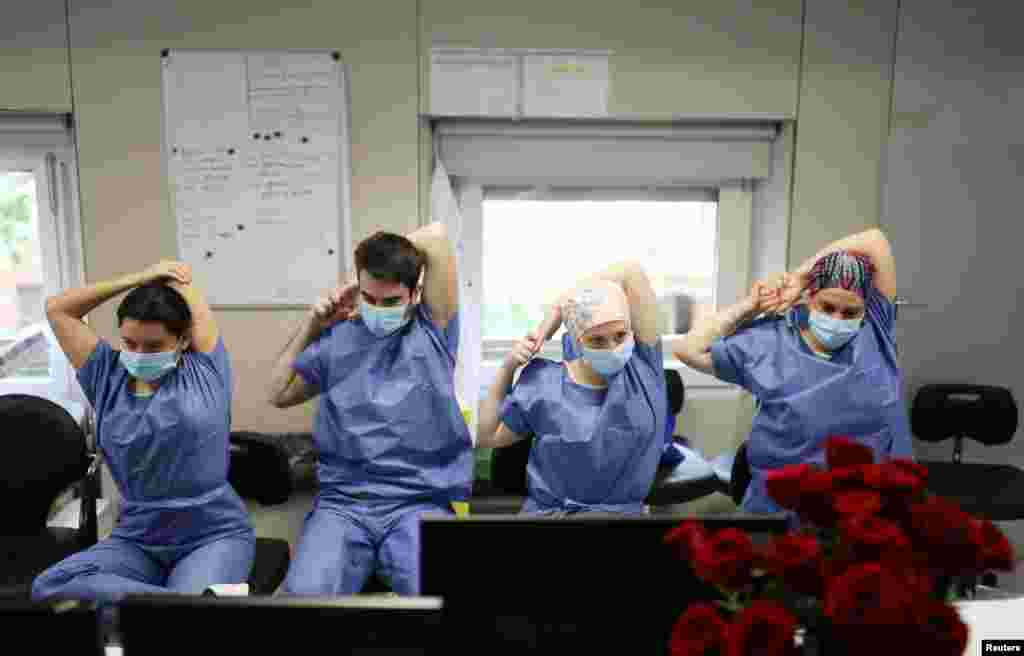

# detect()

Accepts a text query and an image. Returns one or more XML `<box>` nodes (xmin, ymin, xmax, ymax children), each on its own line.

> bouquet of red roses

<box><xmin>663</xmin><ymin>436</ymin><xmax>1016</xmax><ymax>656</ymax></box>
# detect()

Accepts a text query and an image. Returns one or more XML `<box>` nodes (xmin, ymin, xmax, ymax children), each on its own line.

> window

<box><xmin>0</xmin><ymin>117</ymin><xmax>85</xmax><ymax>407</ymax></box>
<box><xmin>481</xmin><ymin>188</ymin><xmax>717</xmax><ymax>360</ymax></box>
<box><xmin>434</xmin><ymin>118</ymin><xmax>788</xmax><ymax>391</ymax></box>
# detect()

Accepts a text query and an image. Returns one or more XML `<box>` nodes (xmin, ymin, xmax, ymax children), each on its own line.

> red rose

<box><xmin>761</xmin><ymin>533</ymin><xmax>823</xmax><ymax>595</ymax></box>
<box><xmin>765</xmin><ymin>464</ymin><xmax>818</xmax><ymax>511</ymax></box>
<box><xmin>795</xmin><ymin>470</ymin><xmax>839</xmax><ymax>527</ymax></box>
<box><xmin>832</xmin><ymin>489</ymin><xmax>883</xmax><ymax>517</ymax></box>
<box><xmin>976</xmin><ymin>518</ymin><xmax>1015</xmax><ymax>572</ymax></box>
<box><xmin>693</xmin><ymin>528</ymin><xmax>757</xmax><ymax>590</ymax></box>
<box><xmin>839</xmin><ymin>514</ymin><xmax>910</xmax><ymax>560</ymax></box>
<box><xmin>861</xmin><ymin>463</ymin><xmax>924</xmax><ymax>497</ymax></box>
<box><xmin>908</xmin><ymin>497</ymin><xmax>984</xmax><ymax>575</ymax></box>
<box><xmin>825</xmin><ymin>562</ymin><xmax>919</xmax><ymax>627</ymax></box>
<box><xmin>889</xmin><ymin>457</ymin><xmax>929</xmax><ymax>484</ymax></box>
<box><xmin>909</xmin><ymin>599</ymin><xmax>968</xmax><ymax>656</ymax></box>
<box><xmin>825</xmin><ymin>436</ymin><xmax>874</xmax><ymax>469</ymax></box>
<box><xmin>670</xmin><ymin>602</ymin><xmax>729</xmax><ymax>656</ymax></box>
<box><xmin>828</xmin><ymin>465</ymin><xmax>866</xmax><ymax>490</ymax></box>
<box><xmin>727</xmin><ymin>601</ymin><xmax>799</xmax><ymax>656</ymax></box>
<box><xmin>665</xmin><ymin>520</ymin><xmax>708</xmax><ymax>562</ymax></box>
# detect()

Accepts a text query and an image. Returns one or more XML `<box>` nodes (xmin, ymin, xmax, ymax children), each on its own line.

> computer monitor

<box><xmin>420</xmin><ymin>513</ymin><xmax>788</xmax><ymax>653</ymax></box>
<box><xmin>118</xmin><ymin>594</ymin><xmax>444</xmax><ymax>656</ymax></box>
<box><xmin>0</xmin><ymin>600</ymin><xmax>101</xmax><ymax>656</ymax></box>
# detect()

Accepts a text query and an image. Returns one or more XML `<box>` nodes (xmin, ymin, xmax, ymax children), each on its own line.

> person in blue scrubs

<box><xmin>477</xmin><ymin>261</ymin><xmax>668</xmax><ymax>515</ymax></box>
<box><xmin>33</xmin><ymin>261</ymin><xmax>255</xmax><ymax>603</ymax></box>
<box><xmin>673</xmin><ymin>228</ymin><xmax>913</xmax><ymax>515</ymax></box>
<box><xmin>267</xmin><ymin>222</ymin><xmax>470</xmax><ymax>595</ymax></box>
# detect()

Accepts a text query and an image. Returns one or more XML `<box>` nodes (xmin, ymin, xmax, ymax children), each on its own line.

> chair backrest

<box><xmin>729</xmin><ymin>442</ymin><xmax>752</xmax><ymax>506</ymax></box>
<box><xmin>489</xmin><ymin>369</ymin><xmax>685</xmax><ymax>496</ymax></box>
<box><xmin>666</xmin><ymin>368</ymin><xmax>684</xmax><ymax>418</ymax></box>
<box><xmin>912</xmin><ymin>384</ymin><xmax>1019</xmax><ymax>445</ymax></box>
<box><xmin>0</xmin><ymin>394</ymin><xmax>88</xmax><ymax>533</ymax></box>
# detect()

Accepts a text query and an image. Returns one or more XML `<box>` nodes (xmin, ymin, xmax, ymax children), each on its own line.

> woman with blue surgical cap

<box><xmin>477</xmin><ymin>261</ymin><xmax>667</xmax><ymax>515</ymax></box>
<box><xmin>674</xmin><ymin>228</ymin><xmax>913</xmax><ymax>515</ymax></box>
<box><xmin>33</xmin><ymin>261</ymin><xmax>254</xmax><ymax>603</ymax></box>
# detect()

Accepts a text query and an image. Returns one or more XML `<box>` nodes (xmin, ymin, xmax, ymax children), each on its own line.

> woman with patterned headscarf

<box><xmin>674</xmin><ymin>228</ymin><xmax>913</xmax><ymax>515</ymax></box>
<box><xmin>476</xmin><ymin>261</ymin><xmax>667</xmax><ymax>515</ymax></box>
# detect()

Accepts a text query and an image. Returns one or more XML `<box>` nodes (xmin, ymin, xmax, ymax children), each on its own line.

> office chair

<box><xmin>0</xmin><ymin>394</ymin><xmax>100</xmax><ymax>599</ymax></box>
<box><xmin>486</xmin><ymin>369</ymin><xmax>723</xmax><ymax>510</ymax></box>
<box><xmin>912</xmin><ymin>384</ymin><xmax>1024</xmax><ymax>520</ymax></box>
<box><xmin>227</xmin><ymin>433</ymin><xmax>294</xmax><ymax>595</ymax></box>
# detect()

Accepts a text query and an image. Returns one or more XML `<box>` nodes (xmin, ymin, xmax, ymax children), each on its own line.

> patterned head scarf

<box><xmin>562</xmin><ymin>280</ymin><xmax>630</xmax><ymax>342</ymax></box>
<box><xmin>807</xmin><ymin>251</ymin><xmax>874</xmax><ymax>300</ymax></box>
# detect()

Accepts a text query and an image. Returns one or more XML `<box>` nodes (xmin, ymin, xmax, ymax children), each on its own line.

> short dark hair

<box><xmin>354</xmin><ymin>231</ymin><xmax>424</xmax><ymax>292</ymax></box>
<box><xmin>116</xmin><ymin>283</ymin><xmax>192</xmax><ymax>338</ymax></box>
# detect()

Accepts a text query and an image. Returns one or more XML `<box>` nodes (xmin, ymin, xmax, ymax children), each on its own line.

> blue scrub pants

<box><xmin>282</xmin><ymin>499</ymin><xmax>451</xmax><ymax>596</ymax></box>
<box><xmin>31</xmin><ymin>532</ymin><xmax>255</xmax><ymax>603</ymax></box>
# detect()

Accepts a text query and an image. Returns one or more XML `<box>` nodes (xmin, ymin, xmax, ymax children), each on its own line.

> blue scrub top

<box><xmin>562</xmin><ymin>332</ymin><xmax>682</xmax><ymax>466</ymax></box>
<box><xmin>711</xmin><ymin>287</ymin><xmax>913</xmax><ymax>514</ymax></box>
<box><xmin>77</xmin><ymin>337</ymin><xmax>251</xmax><ymax>544</ymax></box>
<box><xmin>502</xmin><ymin>338</ymin><xmax>667</xmax><ymax>513</ymax></box>
<box><xmin>294</xmin><ymin>304</ymin><xmax>473</xmax><ymax>505</ymax></box>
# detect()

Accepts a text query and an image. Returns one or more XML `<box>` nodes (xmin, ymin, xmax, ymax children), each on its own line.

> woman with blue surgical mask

<box><xmin>673</xmin><ymin>228</ymin><xmax>914</xmax><ymax>516</ymax></box>
<box><xmin>477</xmin><ymin>261</ymin><xmax>667</xmax><ymax>515</ymax></box>
<box><xmin>33</xmin><ymin>261</ymin><xmax>255</xmax><ymax>604</ymax></box>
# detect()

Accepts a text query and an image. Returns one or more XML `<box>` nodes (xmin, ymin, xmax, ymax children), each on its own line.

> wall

<box><xmin>881</xmin><ymin>0</ymin><xmax>1024</xmax><ymax>588</ymax></box>
<box><xmin>65</xmin><ymin>0</ymin><xmax>420</xmax><ymax>432</ymax></box>
<box><xmin>0</xmin><ymin>0</ymin><xmax>72</xmax><ymax>112</ymax></box>
<box><xmin>788</xmin><ymin>0</ymin><xmax>898</xmax><ymax>267</ymax></box>
<box><xmin>0</xmin><ymin>0</ymin><xmax>902</xmax><ymax>449</ymax></box>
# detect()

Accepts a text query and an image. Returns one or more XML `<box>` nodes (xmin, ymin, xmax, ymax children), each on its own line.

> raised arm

<box><xmin>778</xmin><ymin>228</ymin><xmax>897</xmax><ymax>307</ymax></box>
<box><xmin>534</xmin><ymin>260</ymin><xmax>660</xmax><ymax>347</ymax></box>
<box><xmin>267</xmin><ymin>280</ymin><xmax>357</xmax><ymax>409</ymax></box>
<box><xmin>476</xmin><ymin>335</ymin><xmax>536</xmax><ymax>449</ymax></box>
<box><xmin>668</xmin><ymin>283</ymin><xmax>766</xmax><ymax>375</ymax></box>
<box><xmin>406</xmin><ymin>221</ymin><xmax>458</xmax><ymax>331</ymax></box>
<box><xmin>45</xmin><ymin>261</ymin><xmax>189</xmax><ymax>370</ymax></box>
<box><xmin>164</xmin><ymin>267</ymin><xmax>218</xmax><ymax>354</ymax></box>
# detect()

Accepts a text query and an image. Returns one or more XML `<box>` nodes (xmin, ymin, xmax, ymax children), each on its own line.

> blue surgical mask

<box><xmin>360</xmin><ymin>300</ymin><xmax>411</xmax><ymax>337</ymax></box>
<box><xmin>580</xmin><ymin>335</ymin><xmax>635</xmax><ymax>377</ymax></box>
<box><xmin>120</xmin><ymin>348</ymin><xmax>180</xmax><ymax>382</ymax></box>
<box><xmin>808</xmin><ymin>311</ymin><xmax>862</xmax><ymax>351</ymax></box>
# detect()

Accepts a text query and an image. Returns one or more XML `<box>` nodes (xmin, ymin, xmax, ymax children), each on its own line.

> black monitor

<box><xmin>0</xmin><ymin>600</ymin><xmax>101</xmax><ymax>655</ymax></box>
<box><xmin>420</xmin><ymin>513</ymin><xmax>788</xmax><ymax>653</ymax></box>
<box><xmin>119</xmin><ymin>595</ymin><xmax>444</xmax><ymax>656</ymax></box>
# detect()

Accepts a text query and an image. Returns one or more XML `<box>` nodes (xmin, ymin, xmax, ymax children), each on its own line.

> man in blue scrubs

<box><xmin>673</xmin><ymin>228</ymin><xmax>913</xmax><ymax>515</ymax></box>
<box><xmin>268</xmin><ymin>222</ymin><xmax>471</xmax><ymax>594</ymax></box>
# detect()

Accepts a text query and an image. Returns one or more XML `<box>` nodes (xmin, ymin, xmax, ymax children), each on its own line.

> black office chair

<box><xmin>486</xmin><ymin>369</ymin><xmax>723</xmax><ymax>510</ymax></box>
<box><xmin>227</xmin><ymin>433</ymin><xmax>294</xmax><ymax>595</ymax></box>
<box><xmin>912</xmin><ymin>384</ymin><xmax>1024</xmax><ymax>520</ymax></box>
<box><xmin>0</xmin><ymin>394</ymin><xmax>100</xmax><ymax>600</ymax></box>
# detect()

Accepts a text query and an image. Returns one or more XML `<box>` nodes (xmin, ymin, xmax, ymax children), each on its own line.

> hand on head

<box><xmin>145</xmin><ymin>260</ymin><xmax>192</xmax><ymax>286</ymax></box>
<box><xmin>504</xmin><ymin>333</ymin><xmax>541</xmax><ymax>371</ymax></box>
<box><xmin>311</xmin><ymin>280</ymin><xmax>359</xmax><ymax>330</ymax></box>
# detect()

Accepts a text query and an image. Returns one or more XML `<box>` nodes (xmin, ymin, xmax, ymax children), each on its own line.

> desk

<box><xmin>955</xmin><ymin>594</ymin><xmax>1024</xmax><ymax>655</ymax></box>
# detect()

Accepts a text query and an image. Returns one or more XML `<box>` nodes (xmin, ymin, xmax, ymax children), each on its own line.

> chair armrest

<box><xmin>77</xmin><ymin>452</ymin><xmax>100</xmax><ymax>547</ymax></box>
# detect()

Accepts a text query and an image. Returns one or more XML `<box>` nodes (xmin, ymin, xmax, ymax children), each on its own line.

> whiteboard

<box><xmin>160</xmin><ymin>49</ymin><xmax>353</xmax><ymax>306</ymax></box>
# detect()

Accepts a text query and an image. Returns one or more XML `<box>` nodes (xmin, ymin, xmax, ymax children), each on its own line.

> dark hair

<box><xmin>354</xmin><ymin>231</ymin><xmax>424</xmax><ymax>292</ymax></box>
<box><xmin>116</xmin><ymin>283</ymin><xmax>192</xmax><ymax>338</ymax></box>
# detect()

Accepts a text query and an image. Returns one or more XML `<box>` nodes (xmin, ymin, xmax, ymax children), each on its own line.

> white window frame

<box><xmin>0</xmin><ymin>116</ymin><xmax>87</xmax><ymax>410</ymax></box>
<box><xmin>435</xmin><ymin>118</ymin><xmax>791</xmax><ymax>393</ymax></box>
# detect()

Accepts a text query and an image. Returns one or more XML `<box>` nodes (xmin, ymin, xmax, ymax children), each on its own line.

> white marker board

<box><xmin>160</xmin><ymin>49</ymin><xmax>353</xmax><ymax>306</ymax></box>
